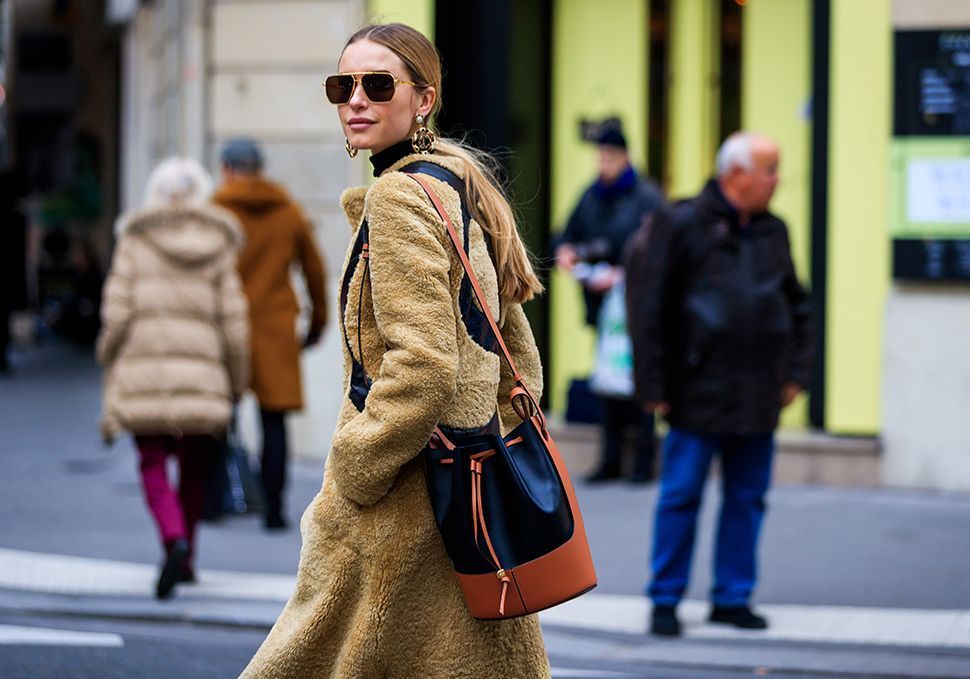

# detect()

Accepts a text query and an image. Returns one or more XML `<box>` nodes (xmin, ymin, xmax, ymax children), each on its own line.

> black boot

<box><xmin>709</xmin><ymin>605</ymin><xmax>768</xmax><ymax>629</ymax></box>
<box><xmin>264</xmin><ymin>514</ymin><xmax>289</xmax><ymax>531</ymax></box>
<box><xmin>585</xmin><ymin>464</ymin><xmax>622</xmax><ymax>483</ymax></box>
<box><xmin>156</xmin><ymin>539</ymin><xmax>189</xmax><ymax>600</ymax></box>
<box><xmin>650</xmin><ymin>605</ymin><xmax>681</xmax><ymax>637</ymax></box>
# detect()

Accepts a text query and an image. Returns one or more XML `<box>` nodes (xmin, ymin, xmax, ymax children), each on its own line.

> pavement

<box><xmin>3</xmin><ymin>341</ymin><xmax>970</xmax><ymax>678</ymax></box>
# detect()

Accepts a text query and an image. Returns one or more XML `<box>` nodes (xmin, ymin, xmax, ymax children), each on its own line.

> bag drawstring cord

<box><xmin>469</xmin><ymin>455</ymin><xmax>511</xmax><ymax>615</ymax></box>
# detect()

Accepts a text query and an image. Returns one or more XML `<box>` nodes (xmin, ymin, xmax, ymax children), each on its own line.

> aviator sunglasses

<box><xmin>324</xmin><ymin>71</ymin><xmax>416</xmax><ymax>104</ymax></box>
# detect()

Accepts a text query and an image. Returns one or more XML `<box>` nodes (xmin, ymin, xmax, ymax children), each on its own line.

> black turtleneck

<box><xmin>369</xmin><ymin>139</ymin><xmax>419</xmax><ymax>177</ymax></box>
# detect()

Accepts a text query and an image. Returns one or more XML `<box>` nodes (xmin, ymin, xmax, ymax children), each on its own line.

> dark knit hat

<box><xmin>595</xmin><ymin>126</ymin><xmax>627</xmax><ymax>150</ymax></box>
<box><xmin>220</xmin><ymin>138</ymin><xmax>264</xmax><ymax>172</ymax></box>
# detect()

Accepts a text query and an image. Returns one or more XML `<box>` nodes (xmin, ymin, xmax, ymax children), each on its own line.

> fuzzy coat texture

<box><xmin>239</xmin><ymin>153</ymin><xmax>551</xmax><ymax>678</ymax></box>
<box><xmin>97</xmin><ymin>205</ymin><xmax>249</xmax><ymax>439</ymax></box>
<box><xmin>214</xmin><ymin>176</ymin><xmax>328</xmax><ymax>412</ymax></box>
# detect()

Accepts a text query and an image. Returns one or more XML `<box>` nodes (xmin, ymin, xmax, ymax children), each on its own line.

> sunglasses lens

<box><xmin>324</xmin><ymin>75</ymin><xmax>354</xmax><ymax>104</ymax></box>
<box><xmin>361</xmin><ymin>73</ymin><xmax>396</xmax><ymax>102</ymax></box>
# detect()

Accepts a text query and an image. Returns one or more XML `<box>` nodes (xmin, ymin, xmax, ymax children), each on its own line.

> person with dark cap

<box><xmin>554</xmin><ymin>120</ymin><xmax>665</xmax><ymax>483</ymax></box>
<box><xmin>213</xmin><ymin>138</ymin><xmax>328</xmax><ymax>530</ymax></box>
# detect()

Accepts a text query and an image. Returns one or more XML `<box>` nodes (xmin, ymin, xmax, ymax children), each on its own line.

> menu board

<box><xmin>894</xmin><ymin>30</ymin><xmax>970</xmax><ymax>137</ymax></box>
<box><xmin>893</xmin><ymin>30</ymin><xmax>970</xmax><ymax>281</ymax></box>
<box><xmin>894</xmin><ymin>239</ymin><xmax>970</xmax><ymax>281</ymax></box>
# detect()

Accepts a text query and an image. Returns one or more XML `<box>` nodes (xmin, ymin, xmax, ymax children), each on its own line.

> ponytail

<box><xmin>435</xmin><ymin>139</ymin><xmax>544</xmax><ymax>306</ymax></box>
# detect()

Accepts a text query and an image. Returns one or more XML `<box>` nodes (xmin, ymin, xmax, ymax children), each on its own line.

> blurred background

<box><xmin>2</xmin><ymin>1</ymin><xmax>970</xmax><ymax>677</ymax></box>
<box><xmin>6</xmin><ymin>0</ymin><xmax>970</xmax><ymax>489</ymax></box>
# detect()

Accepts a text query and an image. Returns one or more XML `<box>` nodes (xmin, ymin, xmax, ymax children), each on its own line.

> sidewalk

<box><xmin>4</xmin><ymin>342</ymin><xmax>970</xmax><ymax>677</ymax></box>
<box><xmin>3</xmin><ymin>546</ymin><xmax>970</xmax><ymax>650</ymax></box>
<box><xmin>2</xmin><ymin>548</ymin><xmax>970</xmax><ymax>678</ymax></box>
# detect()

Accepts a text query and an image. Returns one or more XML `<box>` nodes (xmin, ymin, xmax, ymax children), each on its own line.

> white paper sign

<box><xmin>907</xmin><ymin>159</ymin><xmax>970</xmax><ymax>223</ymax></box>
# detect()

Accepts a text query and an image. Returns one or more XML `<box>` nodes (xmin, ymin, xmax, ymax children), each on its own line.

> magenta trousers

<box><xmin>134</xmin><ymin>434</ymin><xmax>216</xmax><ymax>568</ymax></box>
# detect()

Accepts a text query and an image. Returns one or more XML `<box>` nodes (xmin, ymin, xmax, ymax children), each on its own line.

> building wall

<box><xmin>825</xmin><ymin>0</ymin><xmax>892</xmax><ymax>434</ymax></box>
<box><xmin>548</xmin><ymin>0</ymin><xmax>648</xmax><ymax>414</ymax></box>
<box><xmin>741</xmin><ymin>0</ymin><xmax>812</xmax><ymax>428</ymax></box>
<box><xmin>120</xmin><ymin>2</ymin><xmax>210</xmax><ymax>212</ymax></box>
<box><xmin>367</xmin><ymin>0</ymin><xmax>433</xmax><ymax>37</ymax></box>
<box><xmin>666</xmin><ymin>0</ymin><xmax>718</xmax><ymax>200</ymax></box>
<box><xmin>207</xmin><ymin>0</ymin><xmax>366</xmax><ymax>458</ymax></box>
<box><xmin>882</xmin><ymin>0</ymin><xmax>970</xmax><ymax>489</ymax></box>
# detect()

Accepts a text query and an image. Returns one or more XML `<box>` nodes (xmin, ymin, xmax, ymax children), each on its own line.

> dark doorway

<box><xmin>10</xmin><ymin>0</ymin><xmax>121</xmax><ymax>346</ymax></box>
<box><xmin>435</xmin><ymin>0</ymin><xmax>553</xmax><ymax>401</ymax></box>
<box><xmin>647</xmin><ymin>0</ymin><xmax>670</xmax><ymax>185</ymax></box>
<box><xmin>719</xmin><ymin>0</ymin><xmax>743</xmax><ymax>143</ymax></box>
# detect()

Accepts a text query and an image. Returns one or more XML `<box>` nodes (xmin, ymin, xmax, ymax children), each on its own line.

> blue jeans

<box><xmin>648</xmin><ymin>427</ymin><xmax>775</xmax><ymax>607</ymax></box>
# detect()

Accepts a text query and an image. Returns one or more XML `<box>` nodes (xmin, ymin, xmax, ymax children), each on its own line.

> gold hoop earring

<box><xmin>411</xmin><ymin>114</ymin><xmax>436</xmax><ymax>154</ymax></box>
<box><xmin>345</xmin><ymin>138</ymin><xmax>358</xmax><ymax>158</ymax></box>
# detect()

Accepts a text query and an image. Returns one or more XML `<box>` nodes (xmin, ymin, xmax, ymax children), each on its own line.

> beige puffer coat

<box><xmin>97</xmin><ymin>205</ymin><xmax>249</xmax><ymax>440</ymax></box>
<box><xmin>240</xmin><ymin>153</ymin><xmax>550</xmax><ymax>678</ymax></box>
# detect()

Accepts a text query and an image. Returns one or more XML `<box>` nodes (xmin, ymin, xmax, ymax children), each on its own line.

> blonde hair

<box><xmin>143</xmin><ymin>157</ymin><xmax>214</xmax><ymax>209</ymax></box>
<box><xmin>345</xmin><ymin>23</ymin><xmax>544</xmax><ymax>305</ymax></box>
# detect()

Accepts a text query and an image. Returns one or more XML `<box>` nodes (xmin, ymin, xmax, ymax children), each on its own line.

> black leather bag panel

<box><xmin>423</xmin><ymin>418</ymin><xmax>575</xmax><ymax>576</ymax></box>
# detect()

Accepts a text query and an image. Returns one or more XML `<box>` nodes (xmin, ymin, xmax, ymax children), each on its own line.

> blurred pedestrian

<box><xmin>213</xmin><ymin>138</ymin><xmax>328</xmax><ymax>531</ymax></box>
<box><xmin>554</xmin><ymin>122</ymin><xmax>665</xmax><ymax>483</ymax></box>
<box><xmin>97</xmin><ymin>157</ymin><xmax>249</xmax><ymax>599</ymax></box>
<box><xmin>240</xmin><ymin>23</ymin><xmax>550</xmax><ymax>678</ymax></box>
<box><xmin>629</xmin><ymin>133</ymin><xmax>813</xmax><ymax>636</ymax></box>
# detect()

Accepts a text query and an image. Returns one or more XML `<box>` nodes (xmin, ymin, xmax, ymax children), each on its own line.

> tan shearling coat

<box><xmin>240</xmin><ymin>154</ymin><xmax>550</xmax><ymax>678</ymax></box>
<box><xmin>97</xmin><ymin>205</ymin><xmax>249</xmax><ymax>439</ymax></box>
<box><xmin>213</xmin><ymin>177</ymin><xmax>327</xmax><ymax>412</ymax></box>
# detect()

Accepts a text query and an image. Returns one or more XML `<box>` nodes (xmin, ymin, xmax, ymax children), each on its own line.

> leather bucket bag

<box><xmin>408</xmin><ymin>172</ymin><xmax>598</xmax><ymax>621</ymax></box>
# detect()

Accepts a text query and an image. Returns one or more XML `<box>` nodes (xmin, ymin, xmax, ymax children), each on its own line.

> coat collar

<box><xmin>369</xmin><ymin>139</ymin><xmax>415</xmax><ymax>177</ymax></box>
<box><xmin>339</xmin><ymin>152</ymin><xmax>465</xmax><ymax>232</ymax></box>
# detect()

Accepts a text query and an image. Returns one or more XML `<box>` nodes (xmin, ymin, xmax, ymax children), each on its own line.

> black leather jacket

<box><xmin>626</xmin><ymin>179</ymin><xmax>813</xmax><ymax>434</ymax></box>
<box><xmin>557</xmin><ymin>170</ymin><xmax>664</xmax><ymax>325</ymax></box>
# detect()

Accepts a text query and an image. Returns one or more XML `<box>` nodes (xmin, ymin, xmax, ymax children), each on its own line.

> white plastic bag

<box><xmin>589</xmin><ymin>277</ymin><xmax>635</xmax><ymax>398</ymax></box>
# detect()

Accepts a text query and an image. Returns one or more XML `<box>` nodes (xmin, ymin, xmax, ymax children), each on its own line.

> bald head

<box><xmin>716</xmin><ymin>132</ymin><xmax>780</xmax><ymax>218</ymax></box>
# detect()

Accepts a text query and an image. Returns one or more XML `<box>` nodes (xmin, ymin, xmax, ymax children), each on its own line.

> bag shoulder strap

<box><xmin>405</xmin><ymin>172</ymin><xmax>541</xmax><ymax>425</ymax></box>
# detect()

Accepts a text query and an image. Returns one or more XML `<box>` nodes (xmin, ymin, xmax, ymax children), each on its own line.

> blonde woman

<box><xmin>98</xmin><ymin>157</ymin><xmax>249</xmax><ymax>600</ymax></box>
<box><xmin>241</xmin><ymin>23</ymin><xmax>550</xmax><ymax>679</ymax></box>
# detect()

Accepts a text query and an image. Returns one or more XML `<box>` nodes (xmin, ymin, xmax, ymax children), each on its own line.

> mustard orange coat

<box><xmin>214</xmin><ymin>177</ymin><xmax>327</xmax><ymax>412</ymax></box>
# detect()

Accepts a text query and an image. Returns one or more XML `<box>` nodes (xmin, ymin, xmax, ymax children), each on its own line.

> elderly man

<box><xmin>626</xmin><ymin>133</ymin><xmax>812</xmax><ymax>636</ymax></box>
<box><xmin>214</xmin><ymin>139</ymin><xmax>328</xmax><ymax>531</ymax></box>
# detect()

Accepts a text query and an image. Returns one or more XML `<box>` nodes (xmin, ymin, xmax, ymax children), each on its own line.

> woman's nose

<box><xmin>348</xmin><ymin>81</ymin><xmax>368</xmax><ymax>108</ymax></box>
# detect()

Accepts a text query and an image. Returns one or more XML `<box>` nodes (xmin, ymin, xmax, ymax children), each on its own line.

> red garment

<box><xmin>135</xmin><ymin>434</ymin><xmax>216</xmax><ymax>568</ymax></box>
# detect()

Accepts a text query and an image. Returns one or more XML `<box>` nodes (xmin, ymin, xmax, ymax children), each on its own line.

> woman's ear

<box><xmin>416</xmin><ymin>86</ymin><xmax>436</xmax><ymax>118</ymax></box>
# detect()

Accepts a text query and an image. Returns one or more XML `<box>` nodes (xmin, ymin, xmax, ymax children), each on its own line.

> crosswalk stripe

<box><xmin>0</xmin><ymin>547</ymin><xmax>294</xmax><ymax>601</ymax></box>
<box><xmin>539</xmin><ymin>593</ymin><xmax>970</xmax><ymax>649</ymax></box>
<box><xmin>550</xmin><ymin>669</ymin><xmax>642</xmax><ymax>678</ymax></box>
<box><xmin>0</xmin><ymin>624</ymin><xmax>124</xmax><ymax>647</ymax></box>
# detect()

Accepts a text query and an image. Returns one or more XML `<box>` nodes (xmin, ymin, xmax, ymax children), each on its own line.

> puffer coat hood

<box><xmin>98</xmin><ymin>204</ymin><xmax>250</xmax><ymax>439</ymax></box>
<box><xmin>116</xmin><ymin>205</ymin><xmax>243</xmax><ymax>266</ymax></box>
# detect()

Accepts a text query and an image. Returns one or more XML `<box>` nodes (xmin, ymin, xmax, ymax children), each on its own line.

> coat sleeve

<box><xmin>297</xmin><ymin>216</ymin><xmax>328</xmax><ymax>336</ymax></box>
<box><xmin>552</xmin><ymin>188</ymin><xmax>590</xmax><ymax>250</ymax></box>
<box><xmin>779</xmin><ymin>227</ymin><xmax>814</xmax><ymax>389</ymax></box>
<box><xmin>327</xmin><ymin>175</ymin><xmax>460</xmax><ymax>506</ymax></box>
<box><xmin>218</xmin><ymin>255</ymin><xmax>251</xmax><ymax>400</ymax></box>
<box><xmin>96</xmin><ymin>237</ymin><xmax>134</xmax><ymax>367</ymax></box>
<box><xmin>496</xmin><ymin>302</ymin><xmax>544</xmax><ymax>434</ymax></box>
<box><xmin>625</xmin><ymin>206</ymin><xmax>688</xmax><ymax>405</ymax></box>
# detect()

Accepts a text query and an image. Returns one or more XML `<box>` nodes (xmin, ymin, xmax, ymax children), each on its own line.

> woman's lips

<box><xmin>347</xmin><ymin>118</ymin><xmax>375</xmax><ymax>131</ymax></box>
